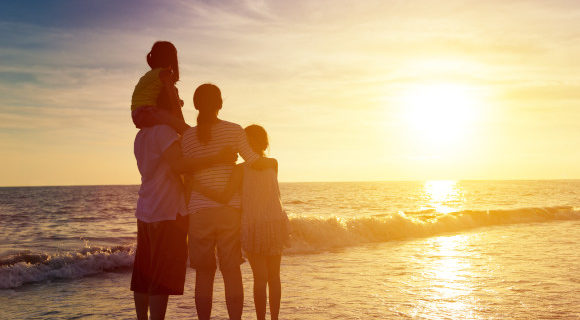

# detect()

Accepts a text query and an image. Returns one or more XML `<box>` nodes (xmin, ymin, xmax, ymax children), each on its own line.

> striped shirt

<box><xmin>181</xmin><ymin>119</ymin><xmax>260</xmax><ymax>214</ymax></box>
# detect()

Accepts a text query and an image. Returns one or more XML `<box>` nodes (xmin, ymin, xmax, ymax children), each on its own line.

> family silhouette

<box><xmin>130</xmin><ymin>41</ymin><xmax>289</xmax><ymax>320</ymax></box>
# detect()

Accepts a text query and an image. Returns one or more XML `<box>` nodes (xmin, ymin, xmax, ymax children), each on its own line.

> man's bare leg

<box><xmin>149</xmin><ymin>295</ymin><xmax>169</xmax><ymax>320</ymax></box>
<box><xmin>134</xmin><ymin>292</ymin><xmax>149</xmax><ymax>320</ymax></box>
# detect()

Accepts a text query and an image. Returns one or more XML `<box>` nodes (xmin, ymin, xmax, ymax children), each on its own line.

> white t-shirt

<box><xmin>181</xmin><ymin>119</ymin><xmax>260</xmax><ymax>214</ymax></box>
<box><xmin>134</xmin><ymin>125</ymin><xmax>187</xmax><ymax>222</ymax></box>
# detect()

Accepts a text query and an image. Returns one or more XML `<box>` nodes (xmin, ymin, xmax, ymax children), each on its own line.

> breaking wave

<box><xmin>2</xmin><ymin>206</ymin><xmax>578</xmax><ymax>288</ymax></box>
<box><xmin>286</xmin><ymin>206</ymin><xmax>580</xmax><ymax>253</ymax></box>
<box><xmin>0</xmin><ymin>246</ymin><xmax>134</xmax><ymax>289</ymax></box>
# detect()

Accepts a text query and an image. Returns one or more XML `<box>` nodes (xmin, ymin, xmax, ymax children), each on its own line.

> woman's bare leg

<box><xmin>222</xmin><ymin>266</ymin><xmax>244</xmax><ymax>320</ymax></box>
<box><xmin>195</xmin><ymin>268</ymin><xmax>216</xmax><ymax>320</ymax></box>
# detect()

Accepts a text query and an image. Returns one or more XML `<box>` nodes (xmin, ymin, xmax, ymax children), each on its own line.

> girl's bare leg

<box><xmin>248</xmin><ymin>254</ymin><xmax>268</xmax><ymax>320</ymax></box>
<box><xmin>267</xmin><ymin>255</ymin><xmax>282</xmax><ymax>320</ymax></box>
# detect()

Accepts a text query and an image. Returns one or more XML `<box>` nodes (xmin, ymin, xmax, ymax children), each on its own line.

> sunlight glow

<box><xmin>401</xmin><ymin>83</ymin><xmax>481</xmax><ymax>147</ymax></box>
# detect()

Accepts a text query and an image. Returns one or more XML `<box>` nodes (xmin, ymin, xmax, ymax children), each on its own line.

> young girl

<box><xmin>193</xmin><ymin>124</ymin><xmax>289</xmax><ymax>320</ymax></box>
<box><xmin>131</xmin><ymin>41</ymin><xmax>189</xmax><ymax>134</ymax></box>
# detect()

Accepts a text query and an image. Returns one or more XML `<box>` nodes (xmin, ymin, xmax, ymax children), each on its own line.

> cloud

<box><xmin>2</xmin><ymin>0</ymin><xmax>580</xmax><ymax>184</ymax></box>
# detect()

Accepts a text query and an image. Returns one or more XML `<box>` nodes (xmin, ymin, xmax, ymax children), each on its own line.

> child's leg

<box><xmin>132</xmin><ymin>106</ymin><xmax>189</xmax><ymax>134</ymax></box>
<box><xmin>248</xmin><ymin>254</ymin><xmax>269</xmax><ymax>320</ymax></box>
<box><xmin>266</xmin><ymin>255</ymin><xmax>282</xmax><ymax>320</ymax></box>
<box><xmin>132</xmin><ymin>106</ymin><xmax>158</xmax><ymax>129</ymax></box>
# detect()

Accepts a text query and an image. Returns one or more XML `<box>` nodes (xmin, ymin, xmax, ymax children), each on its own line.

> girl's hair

<box><xmin>193</xmin><ymin>83</ymin><xmax>222</xmax><ymax>144</ymax></box>
<box><xmin>245</xmin><ymin>125</ymin><xmax>269</xmax><ymax>156</ymax></box>
<box><xmin>147</xmin><ymin>41</ymin><xmax>179</xmax><ymax>82</ymax></box>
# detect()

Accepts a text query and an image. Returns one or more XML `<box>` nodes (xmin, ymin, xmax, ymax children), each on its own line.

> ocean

<box><xmin>0</xmin><ymin>181</ymin><xmax>579</xmax><ymax>319</ymax></box>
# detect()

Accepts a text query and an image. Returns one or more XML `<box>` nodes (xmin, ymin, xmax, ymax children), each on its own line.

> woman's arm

<box><xmin>192</xmin><ymin>165</ymin><xmax>244</xmax><ymax>204</ymax></box>
<box><xmin>250</xmin><ymin>157</ymin><xmax>278</xmax><ymax>171</ymax></box>
<box><xmin>162</xmin><ymin>142</ymin><xmax>236</xmax><ymax>174</ymax></box>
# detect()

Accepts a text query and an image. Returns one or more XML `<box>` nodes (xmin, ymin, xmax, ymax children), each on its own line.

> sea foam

<box><xmin>286</xmin><ymin>206</ymin><xmax>580</xmax><ymax>253</ymax></box>
<box><xmin>1</xmin><ymin>206</ymin><xmax>578</xmax><ymax>289</ymax></box>
<box><xmin>0</xmin><ymin>247</ymin><xmax>134</xmax><ymax>289</ymax></box>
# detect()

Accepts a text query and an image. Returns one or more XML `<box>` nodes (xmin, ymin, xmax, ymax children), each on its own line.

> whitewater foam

<box><xmin>286</xmin><ymin>206</ymin><xmax>580</xmax><ymax>254</ymax></box>
<box><xmin>1</xmin><ymin>206</ymin><xmax>578</xmax><ymax>289</ymax></box>
<box><xmin>0</xmin><ymin>246</ymin><xmax>134</xmax><ymax>289</ymax></box>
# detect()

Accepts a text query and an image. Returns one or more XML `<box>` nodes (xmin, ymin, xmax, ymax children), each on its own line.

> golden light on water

<box><xmin>424</xmin><ymin>180</ymin><xmax>462</xmax><ymax>214</ymax></box>
<box><xmin>425</xmin><ymin>234</ymin><xmax>477</xmax><ymax>318</ymax></box>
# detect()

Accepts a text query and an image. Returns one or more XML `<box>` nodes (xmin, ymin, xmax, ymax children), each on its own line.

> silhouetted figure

<box><xmin>131</xmin><ymin>41</ymin><xmax>188</xmax><ymax>133</ymax></box>
<box><xmin>193</xmin><ymin>124</ymin><xmax>289</xmax><ymax>320</ymax></box>
<box><xmin>181</xmin><ymin>84</ymin><xmax>276</xmax><ymax>320</ymax></box>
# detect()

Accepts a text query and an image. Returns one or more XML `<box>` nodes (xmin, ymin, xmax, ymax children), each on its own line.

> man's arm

<box><xmin>159</xmin><ymin>69</ymin><xmax>182</xmax><ymax>111</ymax></box>
<box><xmin>161</xmin><ymin>142</ymin><xmax>236</xmax><ymax>174</ymax></box>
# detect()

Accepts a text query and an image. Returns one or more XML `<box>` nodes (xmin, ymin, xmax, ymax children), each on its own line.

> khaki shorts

<box><xmin>188</xmin><ymin>206</ymin><xmax>244</xmax><ymax>271</ymax></box>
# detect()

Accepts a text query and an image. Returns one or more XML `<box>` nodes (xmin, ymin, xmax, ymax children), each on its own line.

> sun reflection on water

<box><xmin>412</xmin><ymin>234</ymin><xmax>480</xmax><ymax>319</ymax></box>
<box><xmin>423</xmin><ymin>180</ymin><xmax>463</xmax><ymax>214</ymax></box>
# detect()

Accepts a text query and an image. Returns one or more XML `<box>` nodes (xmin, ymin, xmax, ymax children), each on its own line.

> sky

<box><xmin>1</xmin><ymin>0</ymin><xmax>580</xmax><ymax>186</ymax></box>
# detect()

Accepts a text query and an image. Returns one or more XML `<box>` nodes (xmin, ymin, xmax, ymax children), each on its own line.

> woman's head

<box><xmin>194</xmin><ymin>83</ymin><xmax>223</xmax><ymax>144</ymax></box>
<box><xmin>147</xmin><ymin>41</ymin><xmax>179</xmax><ymax>82</ymax></box>
<box><xmin>245</xmin><ymin>125</ymin><xmax>269</xmax><ymax>156</ymax></box>
<box><xmin>193</xmin><ymin>83</ymin><xmax>222</xmax><ymax>112</ymax></box>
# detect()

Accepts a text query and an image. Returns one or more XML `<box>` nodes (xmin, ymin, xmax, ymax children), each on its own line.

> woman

<box><xmin>181</xmin><ymin>83</ymin><xmax>275</xmax><ymax>320</ymax></box>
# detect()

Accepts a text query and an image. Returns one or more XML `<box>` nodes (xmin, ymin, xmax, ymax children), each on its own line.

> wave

<box><xmin>0</xmin><ymin>246</ymin><xmax>134</xmax><ymax>289</ymax></box>
<box><xmin>285</xmin><ymin>206</ymin><xmax>580</xmax><ymax>254</ymax></box>
<box><xmin>2</xmin><ymin>205</ymin><xmax>578</xmax><ymax>289</ymax></box>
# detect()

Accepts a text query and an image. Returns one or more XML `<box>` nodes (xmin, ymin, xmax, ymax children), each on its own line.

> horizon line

<box><xmin>2</xmin><ymin>178</ymin><xmax>580</xmax><ymax>188</ymax></box>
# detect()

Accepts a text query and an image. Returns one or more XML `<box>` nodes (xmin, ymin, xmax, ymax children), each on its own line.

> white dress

<box><xmin>241</xmin><ymin>165</ymin><xmax>289</xmax><ymax>255</ymax></box>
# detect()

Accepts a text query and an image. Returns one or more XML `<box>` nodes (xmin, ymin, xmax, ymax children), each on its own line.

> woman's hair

<box><xmin>193</xmin><ymin>83</ymin><xmax>222</xmax><ymax>144</ymax></box>
<box><xmin>147</xmin><ymin>41</ymin><xmax>179</xmax><ymax>83</ymax></box>
<box><xmin>245</xmin><ymin>125</ymin><xmax>269</xmax><ymax>156</ymax></box>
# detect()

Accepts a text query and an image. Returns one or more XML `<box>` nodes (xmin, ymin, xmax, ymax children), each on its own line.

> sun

<box><xmin>400</xmin><ymin>83</ymin><xmax>481</xmax><ymax>148</ymax></box>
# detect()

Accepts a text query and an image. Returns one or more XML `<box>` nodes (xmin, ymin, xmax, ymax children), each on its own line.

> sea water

<box><xmin>0</xmin><ymin>181</ymin><xmax>579</xmax><ymax>319</ymax></box>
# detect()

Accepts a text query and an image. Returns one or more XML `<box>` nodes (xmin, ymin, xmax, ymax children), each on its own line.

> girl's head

<box><xmin>194</xmin><ymin>83</ymin><xmax>223</xmax><ymax>144</ymax></box>
<box><xmin>147</xmin><ymin>41</ymin><xmax>179</xmax><ymax>82</ymax></box>
<box><xmin>245</xmin><ymin>125</ymin><xmax>269</xmax><ymax>156</ymax></box>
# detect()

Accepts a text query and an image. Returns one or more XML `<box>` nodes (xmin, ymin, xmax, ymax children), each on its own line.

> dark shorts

<box><xmin>130</xmin><ymin>214</ymin><xmax>188</xmax><ymax>295</ymax></box>
<box><xmin>188</xmin><ymin>206</ymin><xmax>244</xmax><ymax>271</ymax></box>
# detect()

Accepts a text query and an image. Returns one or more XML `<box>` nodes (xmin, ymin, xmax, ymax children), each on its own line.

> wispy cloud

<box><xmin>1</xmin><ymin>0</ymin><xmax>580</xmax><ymax>185</ymax></box>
